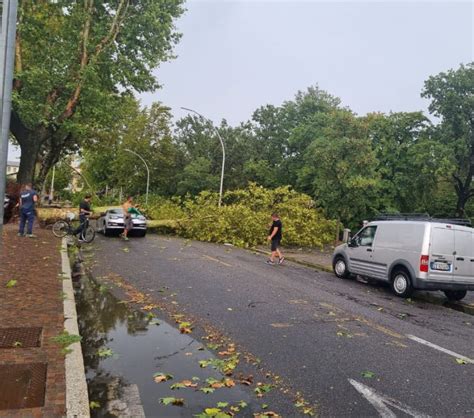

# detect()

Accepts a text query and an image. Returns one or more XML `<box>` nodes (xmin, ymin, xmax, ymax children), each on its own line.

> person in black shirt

<box><xmin>266</xmin><ymin>213</ymin><xmax>285</xmax><ymax>265</ymax></box>
<box><xmin>75</xmin><ymin>194</ymin><xmax>92</xmax><ymax>241</ymax></box>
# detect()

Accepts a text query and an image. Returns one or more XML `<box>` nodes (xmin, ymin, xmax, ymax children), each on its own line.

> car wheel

<box><xmin>333</xmin><ymin>256</ymin><xmax>350</xmax><ymax>279</ymax></box>
<box><xmin>443</xmin><ymin>290</ymin><xmax>467</xmax><ymax>302</ymax></box>
<box><xmin>391</xmin><ymin>269</ymin><xmax>413</xmax><ymax>298</ymax></box>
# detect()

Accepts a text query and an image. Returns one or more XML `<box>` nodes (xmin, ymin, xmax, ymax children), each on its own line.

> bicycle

<box><xmin>52</xmin><ymin>212</ymin><xmax>96</xmax><ymax>243</ymax></box>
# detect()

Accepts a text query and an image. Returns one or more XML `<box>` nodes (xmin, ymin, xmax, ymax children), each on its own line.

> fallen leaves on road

<box><xmin>361</xmin><ymin>370</ymin><xmax>375</xmax><ymax>378</ymax></box>
<box><xmin>455</xmin><ymin>358</ymin><xmax>468</xmax><ymax>365</ymax></box>
<box><xmin>160</xmin><ymin>397</ymin><xmax>184</xmax><ymax>406</ymax></box>
<box><xmin>97</xmin><ymin>347</ymin><xmax>114</xmax><ymax>358</ymax></box>
<box><xmin>154</xmin><ymin>372</ymin><xmax>173</xmax><ymax>383</ymax></box>
<box><xmin>254</xmin><ymin>383</ymin><xmax>273</xmax><ymax>397</ymax></box>
<box><xmin>6</xmin><ymin>279</ymin><xmax>17</xmax><ymax>288</ymax></box>
<box><xmin>179</xmin><ymin>321</ymin><xmax>193</xmax><ymax>334</ymax></box>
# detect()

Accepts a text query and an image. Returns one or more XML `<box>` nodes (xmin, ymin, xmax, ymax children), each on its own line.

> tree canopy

<box><xmin>12</xmin><ymin>0</ymin><xmax>184</xmax><ymax>186</ymax></box>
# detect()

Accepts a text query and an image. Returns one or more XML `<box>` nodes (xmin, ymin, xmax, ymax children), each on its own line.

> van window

<box><xmin>455</xmin><ymin>230</ymin><xmax>473</xmax><ymax>257</ymax></box>
<box><xmin>431</xmin><ymin>228</ymin><xmax>454</xmax><ymax>255</ymax></box>
<box><xmin>356</xmin><ymin>226</ymin><xmax>377</xmax><ymax>247</ymax></box>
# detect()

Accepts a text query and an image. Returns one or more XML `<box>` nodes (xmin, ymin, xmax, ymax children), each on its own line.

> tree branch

<box><xmin>57</xmin><ymin>0</ymin><xmax>129</xmax><ymax>124</ymax></box>
<box><xmin>93</xmin><ymin>0</ymin><xmax>129</xmax><ymax>58</ymax></box>
<box><xmin>56</xmin><ymin>0</ymin><xmax>94</xmax><ymax>123</ymax></box>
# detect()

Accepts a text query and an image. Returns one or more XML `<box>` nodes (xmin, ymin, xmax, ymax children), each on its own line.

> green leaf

<box><xmin>170</xmin><ymin>383</ymin><xmax>186</xmax><ymax>390</ymax></box>
<box><xmin>159</xmin><ymin>397</ymin><xmax>184</xmax><ymax>406</ymax></box>
<box><xmin>216</xmin><ymin>402</ymin><xmax>229</xmax><ymax>408</ymax></box>
<box><xmin>97</xmin><ymin>348</ymin><xmax>114</xmax><ymax>358</ymax></box>
<box><xmin>455</xmin><ymin>358</ymin><xmax>467</xmax><ymax>365</ymax></box>
<box><xmin>6</xmin><ymin>279</ymin><xmax>17</xmax><ymax>288</ymax></box>
<box><xmin>89</xmin><ymin>401</ymin><xmax>101</xmax><ymax>409</ymax></box>
<box><xmin>361</xmin><ymin>371</ymin><xmax>375</xmax><ymax>378</ymax></box>
<box><xmin>200</xmin><ymin>387</ymin><xmax>215</xmax><ymax>394</ymax></box>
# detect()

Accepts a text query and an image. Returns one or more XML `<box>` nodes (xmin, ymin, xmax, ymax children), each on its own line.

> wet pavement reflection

<box><xmin>75</xmin><ymin>272</ymin><xmax>256</xmax><ymax>417</ymax></box>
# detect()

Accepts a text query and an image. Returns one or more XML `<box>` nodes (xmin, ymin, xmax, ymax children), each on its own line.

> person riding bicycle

<box><xmin>75</xmin><ymin>194</ymin><xmax>92</xmax><ymax>241</ymax></box>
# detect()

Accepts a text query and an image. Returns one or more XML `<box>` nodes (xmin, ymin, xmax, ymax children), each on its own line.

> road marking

<box><xmin>348</xmin><ymin>379</ymin><xmax>431</xmax><ymax>418</ymax></box>
<box><xmin>319</xmin><ymin>303</ymin><xmax>405</xmax><ymax>339</ymax></box>
<box><xmin>202</xmin><ymin>255</ymin><xmax>233</xmax><ymax>267</ymax></box>
<box><xmin>356</xmin><ymin>317</ymin><xmax>405</xmax><ymax>340</ymax></box>
<box><xmin>407</xmin><ymin>335</ymin><xmax>474</xmax><ymax>364</ymax></box>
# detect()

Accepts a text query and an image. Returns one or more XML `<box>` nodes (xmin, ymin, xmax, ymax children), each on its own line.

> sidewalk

<box><xmin>0</xmin><ymin>224</ymin><xmax>66</xmax><ymax>417</ymax></box>
<box><xmin>257</xmin><ymin>245</ymin><xmax>333</xmax><ymax>271</ymax></box>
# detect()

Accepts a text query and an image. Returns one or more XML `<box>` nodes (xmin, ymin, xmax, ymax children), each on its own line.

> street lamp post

<box><xmin>124</xmin><ymin>148</ymin><xmax>150</xmax><ymax>206</ymax></box>
<box><xmin>181</xmin><ymin>107</ymin><xmax>226</xmax><ymax>208</ymax></box>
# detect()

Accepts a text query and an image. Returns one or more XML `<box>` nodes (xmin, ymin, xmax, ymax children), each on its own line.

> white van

<box><xmin>332</xmin><ymin>219</ymin><xmax>474</xmax><ymax>301</ymax></box>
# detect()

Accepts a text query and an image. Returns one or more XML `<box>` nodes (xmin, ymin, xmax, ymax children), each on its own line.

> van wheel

<box><xmin>391</xmin><ymin>269</ymin><xmax>413</xmax><ymax>298</ymax></box>
<box><xmin>443</xmin><ymin>290</ymin><xmax>467</xmax><ymax>302</ymax></box>
<box><xmin>333</xmin><ymin>256</ymin><xmax>350</xmax><ymax>279</ymax></box>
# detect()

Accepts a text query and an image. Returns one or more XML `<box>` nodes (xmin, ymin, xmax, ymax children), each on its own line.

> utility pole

<box><xmin>0</xmin><ymin>0</ymin><xmax>19</xmax><ymax>244</ymax></box>
<box><xmin>49</xmin><ymin>165</ymin><xmax>55</xmax><ymax>204</ymax></box>
<box><xmin>124</xmin><ymin>148</ymin><xmax>150</xmax><ymax>206</ymax></box>
<box><xmin>181</xmin><ymin>107</ymin><xmax>226</xmax><ymax>208</ymax></box>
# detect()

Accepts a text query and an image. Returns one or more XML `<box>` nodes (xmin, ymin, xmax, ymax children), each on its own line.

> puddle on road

<box><xmin>75</xmin><ymin>272</ymin><xmax>257</xmax><ymax>417</ymax></box>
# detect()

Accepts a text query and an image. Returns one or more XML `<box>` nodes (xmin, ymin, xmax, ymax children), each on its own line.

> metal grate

<box><xmin>0</xmin><ymin>327</ymin><xmax>42</xmax><ymax>348</ymax></box>
<box><xmin>0</xmin><ymin>363</ymin><xmax>47</xmax><ymax>410</ymax></box>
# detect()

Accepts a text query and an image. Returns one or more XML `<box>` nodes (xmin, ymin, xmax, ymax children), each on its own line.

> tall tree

<box><xmin>297</xmin><ymin>110</ymin><xmax>380</xmax><ymax>227</ymax></box>
<box><xmin>12</xmin><ymin>0</ymin><xmax>184</xmax><ymax>186</ymax></box>
<box><xmin>422</xmin><ymin>62</ymin><xmax>474</xmax><ymax>216</ymax></box>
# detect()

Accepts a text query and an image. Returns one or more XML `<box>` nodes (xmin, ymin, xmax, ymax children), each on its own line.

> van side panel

<box><xmin>453</xmin><ymin>229</ymin><xmax>474</xmax><ymax>284</ymax></box>
<box><xmin>373</xmin><ymin>223</ymin><xmax>426</xmax><ymax>282</ymax></box>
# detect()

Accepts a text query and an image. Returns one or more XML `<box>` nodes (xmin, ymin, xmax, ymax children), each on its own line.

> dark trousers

<box><xmin>74</xmin><ymin>216</ymin><xmax>88</xmax><ymax>238</ymax></box>
<box><xmin>19</xmin><ymin>208</ymin><xmax>35</xmax><ymax>235</ymax></box>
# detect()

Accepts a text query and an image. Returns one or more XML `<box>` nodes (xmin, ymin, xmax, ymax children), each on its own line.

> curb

<box><xmin>61</xmin><ymin>238</ymin><xmax>90</xmax><ymax>417</ymax></box>
<box><xmin>253</xmin><ymin>248</ymin><xmax>333</xmax><ymax>273</ymax></box>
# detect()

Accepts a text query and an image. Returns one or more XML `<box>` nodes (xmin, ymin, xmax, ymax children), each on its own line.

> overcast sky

<box><xmin>8</xmin><ymin>0</ymin><xmax>474</xmax><ymax>161</ymax></box>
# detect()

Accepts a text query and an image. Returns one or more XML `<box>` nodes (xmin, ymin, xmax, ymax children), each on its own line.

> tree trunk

<box><xmin>455</xmin><ymin>193</ymin><xmax>468</xmax><ymax>218</ymax></box>
<box><xmin>16</xmin><ymin>137</ymin><xmax>41</xmax><ymax>185</ymax></box>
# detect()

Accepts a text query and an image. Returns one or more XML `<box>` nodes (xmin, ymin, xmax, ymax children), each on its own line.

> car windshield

<box><xmin>109</xmin><ymin>209</ymin><xmax>123</xmax><ymax>215</ymax></box>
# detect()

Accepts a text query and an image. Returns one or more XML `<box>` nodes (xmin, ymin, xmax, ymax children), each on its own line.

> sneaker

<box><xmin>266</xmin><ymin>260</ymin><xmax>275</xmax><ymax>265</ymax></box>
<box><xmin>278</xmin><ymin>256</ymin><xmax>285</xmax><ymax>265</ymax></box>
<box><xmin>17</xmin><ymin>233</ymin><xmax>24</xmax><ymax>237</ymax></box>
<box><xmin>122</xmin><ymin>235</ymin><xmax>129</xmax><ymax>241</ymax></box>
<box><xmin>26</xmin><ymin>234</ymin><xmax>36</xmax><ymax>238</ymax></box>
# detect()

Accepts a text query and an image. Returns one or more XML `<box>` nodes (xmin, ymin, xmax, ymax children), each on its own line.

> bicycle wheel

<box><xmin>52</xmin><ymin>220</ymin><xmax>69</xmax><ymax>238</ymax></box>
<box><xmin>81</xmin><ymin>225</ymin><xmax>96</xmax><ymax>243</ymax></box>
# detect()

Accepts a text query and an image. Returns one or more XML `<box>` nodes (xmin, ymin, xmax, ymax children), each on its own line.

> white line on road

<box><xmin>349</xmin><ymin>379</ymin><xmax>431</xmax><ymax>418</ymax></box>
<box><xmin>407</xmin><ymin>335</ymin><xmax>474</xmax><ymax>364</ymax></box>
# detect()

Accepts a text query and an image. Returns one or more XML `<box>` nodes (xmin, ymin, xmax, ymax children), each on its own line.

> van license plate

<box><xmin>431</xmin><ymin>262</ymin><xmax>450</xmax><ymax>271</ymax></box>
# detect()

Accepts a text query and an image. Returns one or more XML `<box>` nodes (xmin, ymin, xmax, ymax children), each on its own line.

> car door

<box><xmin>429</xmin><ymin>227</ymin><xmax>454</xmax><ymax>282</ymax></box>
<box><xmin>453</xmin><ymin>229</ymin><xmax>474</xmax><ymax>284</ymax></box>
<box><xmin>347</xmin><ymin>226</ymin><xmax>378</xmax><ymax>277</ymax></box>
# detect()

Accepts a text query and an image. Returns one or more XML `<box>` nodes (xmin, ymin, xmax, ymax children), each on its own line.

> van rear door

<box><xmin>429</xmin><ymin>227</ymin><xmax>454</xmax><ymax>281</ymax></box>
<box><xmin>453</xmin><ymin>229</ymin><xmax>474</xmax><ymax>283</ymax></box>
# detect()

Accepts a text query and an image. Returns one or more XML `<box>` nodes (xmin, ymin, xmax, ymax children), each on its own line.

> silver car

<box><xmin>332</xmin><ymin>218</ymin><xmax>474</xmax><ymax>301</ymax></box>
<box><xmin>97</xmin><ymin>208</ymin><xmax>147</xmax><ymax>237</ymax></box>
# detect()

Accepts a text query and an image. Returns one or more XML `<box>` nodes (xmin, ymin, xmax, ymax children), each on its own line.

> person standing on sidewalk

<box><xmin>121</xmin><ymin>196</ymin><xmax>140</xmax><ymax>241</ymax></box>
<box><xmin>266</xmin><ymin>212</ymin><xmax>285</xmax><ymax>265</ymax></box>
<box><xmin>74</xmin><ymin>194</ymin><xmax>92</xmax><ymax>242</ymax></box>
<box><xmin>18</xmin><ymin>183</ymin><xmax>38</xmax><ymax>237</ymax></box>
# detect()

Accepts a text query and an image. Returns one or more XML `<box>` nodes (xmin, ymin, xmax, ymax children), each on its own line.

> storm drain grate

<box><xmin>0</xmin><ymin>363</ymin><xmax>47</xmax><ymax>410</ymax></box>
<box><xmin>0</xmin><ymin>327</ymin><xmax>42</xmax><ymax>348</ymax></box>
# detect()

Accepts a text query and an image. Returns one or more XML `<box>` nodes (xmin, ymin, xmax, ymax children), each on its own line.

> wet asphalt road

<box><xmin>88</xmin><ymin>234</ymin><xmax>474</xmax><ymax>417</ymax></box>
